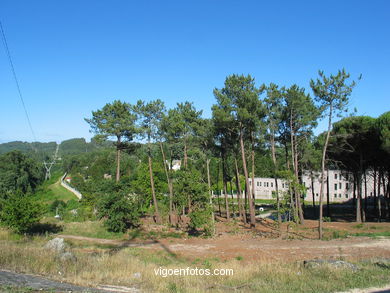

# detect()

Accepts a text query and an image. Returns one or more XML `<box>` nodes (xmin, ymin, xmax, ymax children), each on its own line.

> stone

<box><xmin>132</xmin><ymin>272</ymin><xmax>141</xmax><ymax>279</ymax></box>
<box><xmin>57</xmin><ymin>252</ymin><xmax>77</xmax><ymax>263</ymax></box>
<box><xmin>44</xmin><ymin>238</ymin><xmax>67</xmax><ymax>253</ymax></box>
<box><xmin>304</xmin><ymin>259</ymin><xmax>359</xmax><ymax>271</ymax></box>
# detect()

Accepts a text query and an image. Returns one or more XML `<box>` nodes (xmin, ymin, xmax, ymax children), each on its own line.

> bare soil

<box><xmin>60</xmin><ymin>220</ymin><xmax>390</xmax><ymax>263</ymax></box>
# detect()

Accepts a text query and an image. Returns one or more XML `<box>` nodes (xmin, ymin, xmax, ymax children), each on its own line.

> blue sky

<box><xmin>0</xmin><ymin>0</ymin><xmax>389</xmax><ymax>143</ymax></box>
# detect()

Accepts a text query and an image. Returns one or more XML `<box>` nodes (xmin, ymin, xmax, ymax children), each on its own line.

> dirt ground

<box><xmin>60</xmin><ymin>219</ymin><xmax>390</xmax><ymax>263</ymax></box>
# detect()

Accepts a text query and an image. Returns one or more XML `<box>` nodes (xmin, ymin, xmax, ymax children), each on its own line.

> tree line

<box><xmin>81</xmin><ymin>69</ymin><xmax>389</xmax><ymax>238</ymax></box>
<box><xmin>0</xmin><ymin>69</ymin><xmax>388</xmax><ymax>237</ymax></box>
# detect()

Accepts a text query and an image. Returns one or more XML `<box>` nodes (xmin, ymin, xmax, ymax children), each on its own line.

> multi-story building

<box><xmin>246</xmin><ymin>170</ymin><xmax>386</xmax><ymax>202</ymax></box>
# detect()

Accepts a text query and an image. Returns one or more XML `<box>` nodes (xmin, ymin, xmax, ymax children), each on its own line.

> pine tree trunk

<box><xmin>206</xmin><ymin>158</ymin><xmax>215</xmax><ymax>234</ymax></box>
<box><xmin>311</xmin><ymin>172</ymin><xmax>316</xmax><ymax>216</ymax></box>
<box><xmin>183</xmin><ymin>140</ymin><xmax>188</xmax><ymax>169</ymax></box>
<box><xmin>223</xmin><ymin>180</ymin><xmax>230</xmax><ymax>220</ymax></box>
<box><xmin>148</xmin><ymin>153</ymin><xmax>161</xmax><ymax>224</ymax></box>
<box><xmin>234</xmin><ymin>157</ymin><xmax>246</xmax><ymax>224</ymax></box>
<box><xmin>378</xmin><ymin>169</ymin><xmax>382</xmax><ymax>222</ymax></box>
<box><xmin>270</xmin><ymin>130</ymin><xmax>281</xmax><ymax>223</ymax></box>
<box><xmin>326</xmin><ymin>169</ymin><xmax>330</xmax><ymax>218</ymax></box>
<box><xmin>116</xmin><ymin>137</ymin><xmax>121</xmax><ymax>182</ymax></box>
<box><xmin>251</xmin><ymin>134</ymin><xmax>257</xmax><ymax>220</ymax></box>
<box><xmin>160</xmin><ymin>142</ymin><xmax>175</xmax><ymax>225</ymax></box>
<box><xmin>294</xmin><ymin>140</ymin><xmax>304</xmax><ymax>224</ymax></box>
<box><xmin>229</xmin><ymin>181</ymin><xmax>235</xmax><ymax>218</ymax></box>
<box><xmin>364</xmin><ymin>171</ymin><xmax>367</xmax><ymax>222</ymax></box>
<box><xmin>240</xmin><ymin>125</ymin><xmax>255</xmax><ymax>227</ymax></box>
<box><xmin>319</xmin><ymin>103</ymin><xmax>333</xmax><ymax>239</ymax></box>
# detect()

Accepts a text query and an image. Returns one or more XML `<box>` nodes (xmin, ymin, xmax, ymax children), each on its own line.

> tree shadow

<box><xmin>107</xmin><ymin>228</ymin><xmax>179</xmax><ymax>260</ymax></box>
<box><xmin>28</xmin><ymin>223</ymin><xmax>63</xmax><ymax>235</ymax></box>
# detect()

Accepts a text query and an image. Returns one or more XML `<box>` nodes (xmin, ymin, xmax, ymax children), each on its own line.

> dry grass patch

<box><xmin>0</xmin><ymin>236</ymin><xmax>390</xmax><ymax>292</ymax></box>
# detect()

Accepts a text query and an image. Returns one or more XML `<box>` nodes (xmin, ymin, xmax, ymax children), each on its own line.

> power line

<box><xmin>0</xmin><ymin>19</ymin><xmax>37</xmax><ymax>142</ymax></box>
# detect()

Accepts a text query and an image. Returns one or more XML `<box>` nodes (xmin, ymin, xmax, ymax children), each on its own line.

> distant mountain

<box><xmin>0</xmin><ymin>141</ymin><xmax>57</xmax><ymax>156</ymax></box>
<box><xmin>0</xmin><ymin>138</ymin><xmax>111</xmax><ymax>159</ymax></box>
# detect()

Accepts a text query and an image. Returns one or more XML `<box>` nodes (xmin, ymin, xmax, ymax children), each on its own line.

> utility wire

<box><xmin>0</xmin><ymin>19</ymin><xmax>37</xmax><ymax>142</ymax></box>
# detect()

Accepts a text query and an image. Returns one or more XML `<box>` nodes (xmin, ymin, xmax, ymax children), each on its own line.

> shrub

<box><xmin>97</xmin><ymin>192</ymin><xmax>140</xmax><ymax>233</ymax></box>
<box><xmin>0</xmin><ymin>194</ymin><xmax>42</xmax><ymax>234</ymax></box>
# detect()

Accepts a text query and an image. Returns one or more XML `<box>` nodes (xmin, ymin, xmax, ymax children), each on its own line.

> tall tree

<box><xmin>134</xmin><ymin>99</ymin><xmax>165</xmax><ymax>224</ymax></box>
<box><xmin>310</xmin><ymin>69</ymin><xmax>357</xmax><ymax>239</ymax></box>
<box><xmin>264</xmin><ymin>83</ymin><xmax>284</xmax><ymax>223</ymax></box>
<box><xmin>282</xmin><ymin>85</ymin><xmax>319</xmax><ymax>224</ymax></box>
<box><xmin>213</xmin><ymin>74</ymin><xmax>261</xmax><ymax>228</ymax></box>
<box><xmin>162</xmin><ymin>102</ymin><xmax>203</xmax><ymax>169</ymax></box>
<box><xmin>85</xmin><ymin>100</ymin><xmax>137</xmax><ymax>182</ymax></box>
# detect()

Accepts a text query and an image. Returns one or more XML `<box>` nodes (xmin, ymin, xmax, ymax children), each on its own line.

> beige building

<box><xmin>247</xmin><ymin>170</ymin><xmax>386</xmax><ymax>202</ymax></box>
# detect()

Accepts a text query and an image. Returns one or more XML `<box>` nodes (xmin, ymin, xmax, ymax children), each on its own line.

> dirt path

<box><xmin>59</xmin><ymin>234</ymin><xmax>390</xmax><ymax>262</ymax></box>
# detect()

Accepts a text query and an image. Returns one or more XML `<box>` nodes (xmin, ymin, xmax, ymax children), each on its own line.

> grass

<box><xmin>61</xmin><ymin>221</ymin><xmax>125</xmax><ymax>240</ymax></box>
<box><xmin>34</xmin><ymin>173</ymin><xmax>78</xmax><ymax>204</ymax></box>
<box><xmin>0</xmin><ymin>233</ymin><xmax>389</xmax><ymax>292</ymax></box>
<box><xmin>352</xmin><ymin>231</ymin><xmax>390</xmax><ymax>238</ymax></box>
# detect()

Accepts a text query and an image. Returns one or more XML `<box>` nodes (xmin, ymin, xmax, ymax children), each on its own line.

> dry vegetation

<box><xmin>1</xmin><ymin>223</ymin><xmax>390</xmax><ymax>293</ymax></box>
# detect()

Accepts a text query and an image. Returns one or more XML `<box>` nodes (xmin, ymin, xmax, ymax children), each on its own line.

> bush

<box><xmin>50</xmin><ymin>200</ymin><xmax>67</xmax><ymax>214</ymax></box>
<box><xmin>0</xmin><ymin>194</ymin><xmax>43</xmax><ymax>234</ymax></box>
<box><xmin>97</xmin><ymin>192</ymin><xmax>140</xmax><ymax>233</ymax></box>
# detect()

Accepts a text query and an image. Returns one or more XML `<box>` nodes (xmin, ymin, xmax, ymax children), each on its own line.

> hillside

<box><xmin>0</xmin><ymin>138</ymin><xmax>107</xmax><ymax>158</ymax></box>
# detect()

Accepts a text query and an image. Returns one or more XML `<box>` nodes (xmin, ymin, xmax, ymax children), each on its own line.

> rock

<box><xmin>304</xmin><ymin>260</ymin><xmax>359</xmax><ymax>271</ymax></box>
<box><xmin>57</xmin><ymin>252</ymin><xmax>77</xmax><ymax>263</ymax></box>
<box><xmin>70</xmin><ymin>209</ymin><xmax>78</xmax><ymax>215</ymax></box>
<box><xmin>44</xmin><ymin>238</ymin><xmax>67</xmax><ymax>253</ymax></box>
<box><xmin>132</xmin><ymin>272</ymin><xmax>141</xmax><ymax>279</ymax></box>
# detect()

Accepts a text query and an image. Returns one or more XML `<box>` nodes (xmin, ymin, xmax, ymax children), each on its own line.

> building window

<box><xmin>346</xmin><ymin>183</ymin><xmax>349</xmax><ymax>190</ymax></box>
<box><xmin>334</xmin><ymin>183</ymin><xmax>338</xmax><ymax>190</ymax></box>
<box><xmin>335</xmin><ymin>173</ymin><xmax>338</xmax><ymax>180</ymax></box>
<box><xmin>266</xmin><ymin>182</ymin><xmax>269</xmax><ymax>187</ymax></box>
<box><xmin>334</xmin><ymin>194</ymin><xmax>337</xmax><ymax>199</ymax></box>
<box><xmin>339</xmin><ymin>194</ymin><xmax>342</xmax><ymax>198</ymax></box>
<box><xmin>316</xmin><ymin>193</ymin><xmax>319</xmax><ymax>197</ymax></box>
<box><xmin>346</xmin><ymin>194</ymin><xmax>349</xmax><ymax>198</ymax></box>
<box><xmin>339</xmin><ymin>183</ymin><xmax>342</xmax><ymax>189</ymax></box>
<box><xmin>271</xmin><ymin>182</ymin><xmax>273</xmax><ymax>187</ymax></box>
<box><xmin>257</xmin><ymin>182</ymin><xmax>259</xmax><ymax>187</ymax></box>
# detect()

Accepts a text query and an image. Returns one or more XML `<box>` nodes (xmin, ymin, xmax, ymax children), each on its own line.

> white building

<box><xmin>248</xmin><ymin>170</ymin><xmax>386</xmax><ymax>202</ymax></box>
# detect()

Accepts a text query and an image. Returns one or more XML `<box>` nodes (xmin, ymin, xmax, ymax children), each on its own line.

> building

<box><xmin>166</xmin><ymin>160</ymin><xmax>181</xmax><ymax>171</ymax></box>
<box><xmin>247</xmin><ymin>170</ymin><xmax>386</xmax><ymax>202</ymax></box>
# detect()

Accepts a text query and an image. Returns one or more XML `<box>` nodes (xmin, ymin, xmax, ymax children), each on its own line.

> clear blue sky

<box><xmin>0</xmin><ymin>0</ymin><xmax>389</xmax><ymax>143</ymax></box>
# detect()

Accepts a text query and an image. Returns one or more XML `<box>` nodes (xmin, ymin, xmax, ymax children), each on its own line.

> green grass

<box><xmin>34</xmin><ymin>173</ymin><xmax>78</xmax><ymax>204</ymax></box>
<box><xmin>352</xmin><ymin>231</ymin><xmax>390</xmax><ymax>238</ymax></box>
<box><xmin>61</xmin><ymin>221</ymin><xmax>125</xmax><ymax>240</ymax></box>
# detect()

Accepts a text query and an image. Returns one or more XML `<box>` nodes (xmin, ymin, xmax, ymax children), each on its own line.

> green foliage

<box><xmin>376</xmin><ymin>111</ymin><xmax>390</xmax><ymax>154</ymax></box>
<box><xmin>0</xmin><ymin>194</ymin><xmax>43</xmax><ymax>234</ymax></box>
<box><xmin>49</xmin><ymin>199</ymin><xmax>66</xmax><ymax>214</ymax></box>
<box><xmin>310</xmin><ymin>69</ymin><xmax>357</xmax><ymax>116</ymax></box>
<box><xmin>97</xmin><ymin>192</ymin><xmax>140</xmax><ymax>233</ymax></box>
<box><xmin>85</xmin><ymin>100</ymin><xmax>137</xmax><ymax>143</ymax></box>
<box><xmin>174</xmin><ymin>169</ymin><xmax>213</xmax><ymax>234</ymax></box>
<box><xmin>188</xmin><ymin>207</ymin><xmax>213</xmax><ymax>236</ymax></box>
<box><xmin>0</xmin><ymin>151</ymin><xmax>44</xmax><ymax>194</ymax></box>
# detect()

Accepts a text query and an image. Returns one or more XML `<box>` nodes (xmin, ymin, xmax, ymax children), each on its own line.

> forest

<box><xmin>0</xmin><ymin>69</ymin><xmax>389</xmax><ymax>240</ymax></box>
